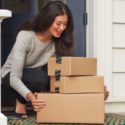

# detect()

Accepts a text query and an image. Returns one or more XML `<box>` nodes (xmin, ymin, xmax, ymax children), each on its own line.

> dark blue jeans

<box><xmin>2</xmin><ymin>64</ymin><xmax>50</xmax><ymax>104</ymax></box>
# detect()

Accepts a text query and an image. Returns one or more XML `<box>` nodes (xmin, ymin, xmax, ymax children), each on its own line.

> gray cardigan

<box><xmin>1</xmin><ymin>30</ymin><xmax>56</xmax><ymax>100</ymax></box>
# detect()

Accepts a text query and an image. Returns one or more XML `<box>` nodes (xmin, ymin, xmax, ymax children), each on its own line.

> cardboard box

<box><xmin>48</xmin><ymin>57</ymin><xmax>97</xmax><ymax>76</ymax></box>
<box><xmin>50</xmin><ymin>76</ymin><xmax>104</xmax><ymax>93</ymax></box>
<box><xmin>37</xmin><ymin>93</ymin><xmax>104</xmax><ymax>124</ymax></box>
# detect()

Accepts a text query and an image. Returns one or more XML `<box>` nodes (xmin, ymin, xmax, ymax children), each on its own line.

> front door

<box><xmin>1</xmin><ymin>0</ymin><xmax>86</xmax><ymax>105</ymax></box>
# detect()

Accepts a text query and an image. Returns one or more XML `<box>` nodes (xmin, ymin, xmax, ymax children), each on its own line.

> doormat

<box><xmin>8</xmin><ymin>115</ymin><xmax>125</xmax><ymax>125</ymax></box>
<box><xmin>2</xmin><ymin>109</ymin><xmax>36</xmax><ymax>116</ymax></box>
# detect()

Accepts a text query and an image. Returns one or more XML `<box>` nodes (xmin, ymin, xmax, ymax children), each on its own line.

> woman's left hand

<box><xmin>104</xmin><ymin>85</ymin><xmax>109</xmax><ymax>101</ymax></box>
<box><xmin>27</xmin><ymin>92</ymin><xmax>46</xmax><ymax>112</ymax></box>
<box><xmin>31</xmin><ymin>93</ymin><xmax>46</xmax><ymax>112</ymax></box>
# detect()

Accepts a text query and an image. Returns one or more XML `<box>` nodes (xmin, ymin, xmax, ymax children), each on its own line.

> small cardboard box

<box><xmin>37</xmin><ymin>93</ymin><xmax>104</xmax><ymax>124</ymax></box>
<box><xmin>50</xmin><ymin>76</ymin><xmax>104</xmax><ymax>93</ymax></box>
<box><xmin>48</xmin><ymin>57</ymin><xmax>97</xmax><ymax>76</ymax></box>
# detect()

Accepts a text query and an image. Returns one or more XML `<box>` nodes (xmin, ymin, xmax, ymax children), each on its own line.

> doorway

<box><xmin>1</xmin><ymin>0</ymin><xmax>86</xmax><ymax>105</ymax></box>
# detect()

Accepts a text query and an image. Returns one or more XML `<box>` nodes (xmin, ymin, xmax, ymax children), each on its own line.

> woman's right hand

<box><xmin>31</xmin><ymin>92</ymin><xmax>46</xmax><ymax>112</ymax></box>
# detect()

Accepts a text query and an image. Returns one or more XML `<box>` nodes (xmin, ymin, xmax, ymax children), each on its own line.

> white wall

<box><xmin>87</xmin><ymin>0</ymin><xmax>125</xmax><ymax>113</ymax></box>
<box><xmin>112</xmin><ymin>0</ymin><xmax>125</xmax><ymax>99</ymax></box>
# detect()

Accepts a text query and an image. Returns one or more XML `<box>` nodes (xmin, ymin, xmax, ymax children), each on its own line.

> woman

<box><xmin>1</xmin><ymin>1</ymin><xmax>109</xmax><ymax>119</ymax></box>
<box><xmin>1</xmin><ymin>1</ymin><xmax>75</xmax><ymax>119</ymax></box>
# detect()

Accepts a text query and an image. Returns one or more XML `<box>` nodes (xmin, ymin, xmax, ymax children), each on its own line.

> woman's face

<box><xmin>49</xmin><ymin>14</ymin><xmax>68</xmax><ymax>38</ymax></box>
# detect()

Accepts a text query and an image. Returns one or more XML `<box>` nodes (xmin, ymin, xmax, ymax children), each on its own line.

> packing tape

<box><xmin>55</xmin><ymin>70</ymin><xmax>61</xmax><ymax>82</ymax></box>
<box><xmin>56</xmin><ymin>76</ymin><xmax>60</xmax><ymax>82</ymax></box>
<box><xmin>55</xmin><ymin>70</ymin><xmax>61</xmax><ymax>76</ymax></box>
<box><xmin>56</xmin><ymin>56</ymin><xmax>62</xmax><ymax>64</ymax></box>
<box><xmin>55</xmin><ymin>87</ymin><xmax>59</xmax><ymax>93</ymax></box>
<box><xmin>55</xmin><ymin>56</ymin><xmax>61</xmax><ymax>82</ymax></box>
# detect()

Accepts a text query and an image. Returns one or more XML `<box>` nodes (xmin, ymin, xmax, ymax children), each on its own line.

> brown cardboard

<box><xmin>50</xmin><ymin>76</ymin><xmax>104</xmax><ymax>93</ymax></box>
<box><xmin>48</xmin><ymin>57</ymin><xmax>97</xmax><ymax>76</ymax></box>
<box><xmin>37</xmin><ymin>93</ymin><xmax>104</xmax><ymax>124</ymax></box>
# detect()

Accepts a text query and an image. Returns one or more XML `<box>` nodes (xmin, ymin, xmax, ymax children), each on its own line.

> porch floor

<box><xmin>2</xmin><ymin>106</ymin><xmax>125</xmax><ymax>125</ymax></box>
<box><xmin>2</xmin><ymin>105</ymin><xmax>36</xmax><ymax>125</ymax></box>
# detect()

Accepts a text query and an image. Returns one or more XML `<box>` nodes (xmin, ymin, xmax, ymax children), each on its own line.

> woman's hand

<box><xmin>31</xmin><ymin>92</ymin><xmax>46</xmax><ymax>112</ymax></box>
<box><xmin>104</xmin><ymin>85</ymin><xmax>109</xmax><ymax>101</ymax></box>
<box><xmin>27</xmin><ymin>92</ymin><xmax>46</xmax><ymax>112</ymax></box>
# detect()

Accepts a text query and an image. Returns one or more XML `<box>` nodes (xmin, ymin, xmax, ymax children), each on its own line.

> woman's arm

<box><xmin>10</xmin><ymin>31</ymin><xmax>46</xmax><ymax>111</ymax></box>
<box><xmin>10</xmin><ymin>31</ymin><xmax>31</xmax><ymax>100</ymax></box>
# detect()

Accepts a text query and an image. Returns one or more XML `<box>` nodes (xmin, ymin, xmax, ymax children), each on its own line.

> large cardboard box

<box><xmin>48</xmin><ymin>57</ymin><xmax>97</xmax><ymax>76</ymax></box>
<box><xmin>50</xmin><ymin>76</ymin><xmax>104</xmax><ymax>93</ymax></box>
<box><xmin>37</xmin><ymin>93</ymin><xmax>104</xmax><ymax>124</ymax></box>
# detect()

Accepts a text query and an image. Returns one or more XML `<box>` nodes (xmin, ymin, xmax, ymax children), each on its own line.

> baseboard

<box><xmin>0</xmin><ymin>113</ymin><xmax>7</xmax><ymax>125</ymax></box>
<box><xmin>105</xmin><ymin>102</ymin><xmax>125</xmax><ymax>113</ymax></box>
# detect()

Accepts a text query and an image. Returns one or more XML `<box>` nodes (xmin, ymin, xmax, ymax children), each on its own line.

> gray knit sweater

<box><xmin>1</xmin><ymin>30</ymin><xmax>56</xmax><ymax>100</ymax></box>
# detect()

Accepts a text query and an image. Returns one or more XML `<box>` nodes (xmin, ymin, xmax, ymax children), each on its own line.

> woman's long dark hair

<box><xmin>16</xmin><ymin>1</ymin><xmax>75</xmax><ymax>56</ymax></box>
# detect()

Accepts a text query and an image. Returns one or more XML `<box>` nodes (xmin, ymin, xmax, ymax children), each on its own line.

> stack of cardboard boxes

<box><xmin>37</xmin><ymin>57</ymin><xmax>104</xmax><ymax>124</ymax></box>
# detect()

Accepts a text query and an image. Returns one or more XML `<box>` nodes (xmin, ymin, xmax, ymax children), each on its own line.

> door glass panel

<box><xmin>38</xmin><ymin>0</ymin><xmax>66</xmax><ymax>12</ymax></box>
<box><xmin>3</xmin><ymin>0</ymin><xmax>31</xmax><ymax>13</ymax></box>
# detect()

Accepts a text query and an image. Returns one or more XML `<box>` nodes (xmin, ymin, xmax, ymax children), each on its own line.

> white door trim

<box><xmin>0</xmin><ymin>9</ymin><xmax>12</xmax><ymax>125</ymax></box>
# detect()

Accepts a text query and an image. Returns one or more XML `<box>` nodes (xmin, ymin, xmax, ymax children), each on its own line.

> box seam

<box><xmin>64</xmin><ymin>77</ymin><xmax>65</xmax><ymax>93</ymax></box>
<box><xmin>70</xmin><ymin>57</ymin><xmax>71</xmax><ymax>75</ymax></box>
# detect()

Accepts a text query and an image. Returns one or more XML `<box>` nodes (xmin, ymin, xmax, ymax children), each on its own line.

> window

<box><xmin>38</xmin><ymin>0</ymin><xmax>66</xmax><ymax>12</ymax></box>
<box><xmin>3</xmin><ymin>0</ymin><xmax>31</xmax><ymax>13</ymax></box>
